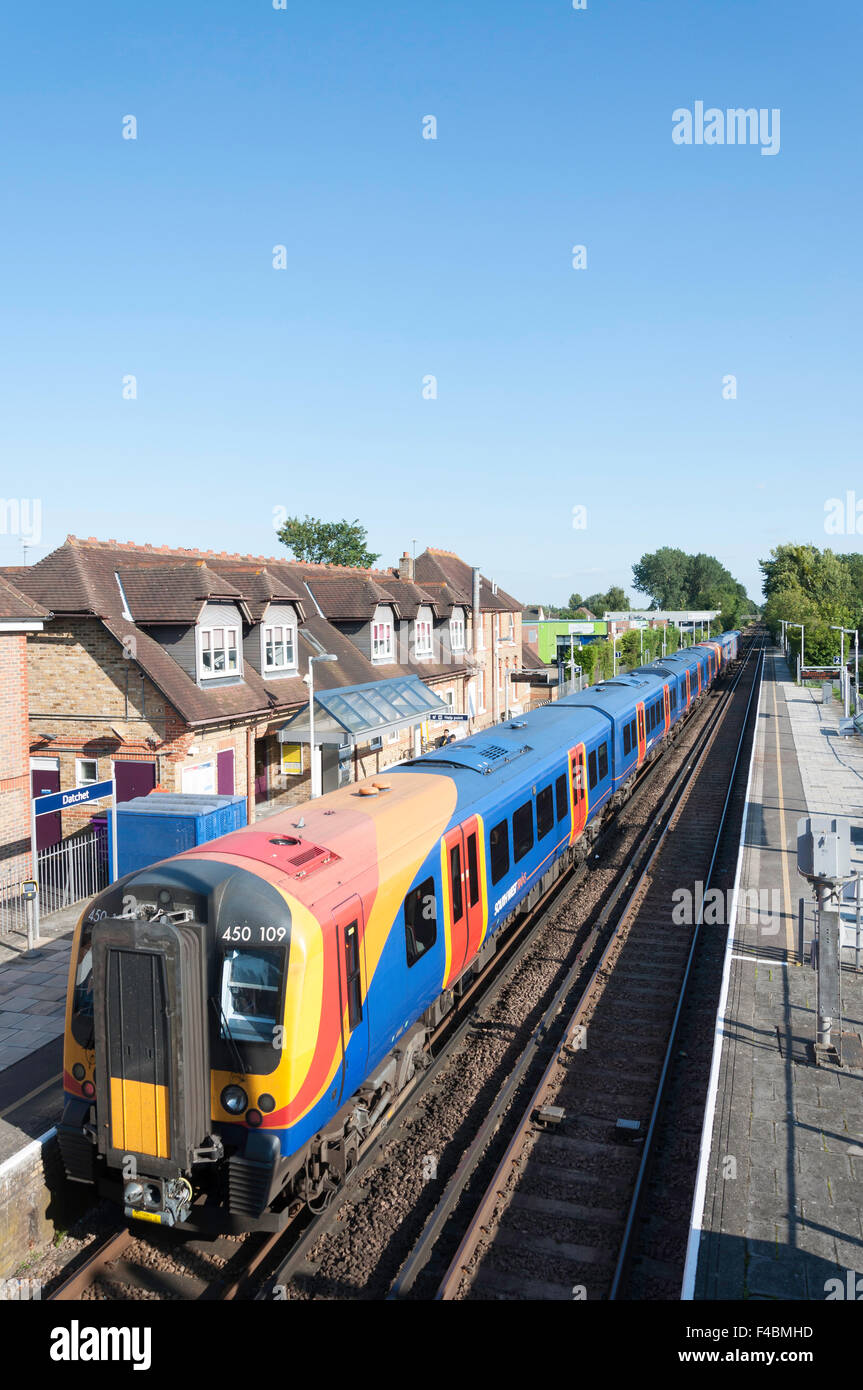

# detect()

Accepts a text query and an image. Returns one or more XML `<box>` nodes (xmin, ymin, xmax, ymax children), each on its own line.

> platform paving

<box><xmin>694</xmin><ymin>649</ymin><xmax>863</xmax><ymax>1300</ymax></box>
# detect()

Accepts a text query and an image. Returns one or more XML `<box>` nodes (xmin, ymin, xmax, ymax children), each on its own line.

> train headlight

<box><xmin>221</xmin><ymin>1085</ymin><xmax>248</xmax><ymax>1115</ymax></box>
<box><xmin>124</xmin><ymin>1181</ymin><xmax>144</xmax><ymax>1206</ymax></box>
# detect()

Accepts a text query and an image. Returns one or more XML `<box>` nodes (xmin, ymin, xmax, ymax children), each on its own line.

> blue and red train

<box><xmin>58</xmin><ymin>630</ymin><xmax>740</xmax><ymax>1231</ymax></box>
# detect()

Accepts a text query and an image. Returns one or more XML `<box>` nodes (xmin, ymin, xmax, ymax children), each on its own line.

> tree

<box><xmin>760</xmin><ymin>544</ymin><xmax>862</xmax><ymax>664</ymax></box>
<box><xmin>567</xmin><ymin>592</ymin><xmax>583</xmax><ymax>612</ymax></box>
<box><xmin>632</xmin><ymin>547</ymin><xmax>690</xmax><ymax>609</ymax></box>
<box><xmin>583</xmin><ymin>586</ymin><xmax>629</xmax><ymax>616</ymax></box>
<box><xmin>276</xmin><ymin>515</ymin><xmax>380</xmax><ymax>568</ymax></box>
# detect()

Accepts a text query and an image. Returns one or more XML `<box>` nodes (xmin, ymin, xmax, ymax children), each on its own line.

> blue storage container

<box><xmin>107</xmin><ymin>793</ymin><xmax>248</xmax><ymax>879</ymax></box>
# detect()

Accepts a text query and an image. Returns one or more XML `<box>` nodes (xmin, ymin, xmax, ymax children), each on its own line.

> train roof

<box><xmin>413</xmin><ymin>699</ymin><xmax>611</xmax><ymax>781</ymax></box>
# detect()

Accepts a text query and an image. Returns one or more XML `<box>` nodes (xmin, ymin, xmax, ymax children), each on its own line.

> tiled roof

<box><xmin>0</xmin><ymin>574</ymin><xmax>49</xmax><ymax>622</ymax></box>
<box><xmin>2</xmin><ymin>537</ymin><xmax>478</xmax><ymax>728</ymax></box>
<box><xmin>415</xmin><ymin>548</ymin><xmax>520</xmax><ymax>612</ymax></box>
<box><xmin>304</xmin><ymin>575</ymin><xmax>403</xmax><ymax>621</ymax></box>
<box><xmin>375</xmin><ymin>577</ymin><xmax>439</xmax><ymax>620</ymax></box>
<box><xmin>119</xmin><ymin>563</ymin><xmax>249</xmax><ymax>624</ymax></box>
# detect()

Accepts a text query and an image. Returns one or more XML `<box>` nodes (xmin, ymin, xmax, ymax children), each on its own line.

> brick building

<box><xmin>0</xmin><ymin>576</ymin><xmax>49</xmax><ymax>882</ymax></box>
<box><xmin>3</xmin><ymin>537</ymin><xmax>523</xmax><ymax>840</ymax></box>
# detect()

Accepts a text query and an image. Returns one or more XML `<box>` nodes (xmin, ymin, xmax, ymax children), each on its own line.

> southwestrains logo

<box><xmin>672</xmin><ymin>102</ymin><xmax>780</xmax><ymax>156</ymax></box>
<box><xmin>50</xmin><ymin>1321</ymin><xmax>151</xmax><ymax>1372</ymax></box>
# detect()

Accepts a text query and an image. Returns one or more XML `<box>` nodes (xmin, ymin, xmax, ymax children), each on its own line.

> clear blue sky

<box><xmin>1</xmin><ymin>0</ymin><xmax>860</xmax><ymax>605</ymax></box>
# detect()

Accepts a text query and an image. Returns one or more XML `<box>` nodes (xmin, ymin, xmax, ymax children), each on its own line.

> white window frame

<box><xmin>371</xmin><ymin>607</ymin><xmax>394</xmax><ymax>662</ymax></box>
<box><xmin>76</xmin><ymin>757</ymin><xmax>99</xmax><ymax>786</ymax></box>
<box><xmin>414</xmin><ymin>606</ymin><xmax>433</xmax><ymax>659</ymax></box>
<box><xmin>199</xmin><ymin>623</ymin><xmax>241</xmax><ymax>680</ymax></box>
<box><xmin>387</xmin><ymin>726</ymin><xmax>401</xmax><ymax>744</ymax></box>
<box><xmin>262</xmin><ymin>621</ymin><xmax>296</xmax><ymax>674</ymax></box>
<box><xmin>449</xmin><ymin>609</ymin><xmax>465</xmax><ymax>652</ymax></box>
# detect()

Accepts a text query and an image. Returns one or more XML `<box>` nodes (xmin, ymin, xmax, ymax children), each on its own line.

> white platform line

<box><xmin>0</xmin><ymin>1127</ymin><xmax>57</xmax><ymax>1183</ymax></box>
<box><xmin>680</xmin><ymin>653</ymin><xmax>765</xmax><ymax>1300</ymax></box>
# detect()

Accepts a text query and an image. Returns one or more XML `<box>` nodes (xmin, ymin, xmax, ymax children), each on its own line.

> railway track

<box><xmin>44</xmin><ymin>633</ymin><xmax>759</xmax><ymax>1302</ymax></box>
<box><xmin>387</xmin><ymin>635</ymin><xmax>763</xmax><ymax>1301</ymax></box>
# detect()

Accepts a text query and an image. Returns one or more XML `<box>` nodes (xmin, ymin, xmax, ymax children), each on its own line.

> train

<box><xmin>58</xmin><ymin>630</ymin><xmax>740</xmax><ymax>1232</ymax></box>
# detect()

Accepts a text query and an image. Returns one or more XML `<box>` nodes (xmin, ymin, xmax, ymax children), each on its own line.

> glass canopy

<box><xmin>276</xmin><ymin>674</ymin><xmax>451</xmax><ymax>746</ymax></box>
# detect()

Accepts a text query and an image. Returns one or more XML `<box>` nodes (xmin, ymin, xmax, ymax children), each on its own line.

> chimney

<box><xmin>398</xmin><ymin>550</ymin><xmax>415</xmax><ymax>581</ymax></box>
<box><xmin>472</xmin><ymin>567</ymin><xmax>481</xmax><ymax>654</ymax></box>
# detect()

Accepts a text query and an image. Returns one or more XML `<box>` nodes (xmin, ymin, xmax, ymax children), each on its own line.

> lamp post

<box><xmin>304</xmin><ymin>652</ymin><xmax>339</xmax><ymax>798</ymax></box>
<box><xmin>788</xmin><ymin>623</ymin><xmax>804</xmax><ymax>681</ymax></box>
<box><xmin>830</xmin><ymin>625</ymin><xmax>856</xmax><ymax>717</ymax></box>
<box><xmin>612</xmin><ymin>624</ymin><xmax>619</xmax><ymax>677</ymax></box>
<box><xmin>779</xmin><ymin>619</ymin><xmax>788</xmax><ymax>656</ymax></box>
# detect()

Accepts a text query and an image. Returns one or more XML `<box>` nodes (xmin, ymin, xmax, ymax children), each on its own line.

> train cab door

<box><xmin>333</xmin><ymin>894</ymin><xmax>369</xmax><ymax>1102</ymax></box>
<box><xmin>685</xmin><ymin>671</ymin><xmax>691</xmax><ymax>708</ymax></box>
<box><xmin>663</xmin><ymin>684</ymin><xmax>671</xmax><ymax>733</ymax></box>
<box><xmin>442</xmin><ymin>818</ymin><xmax>486</xmax><ymax>989</ymax></box>
<box><xmin>568</xmin><ymin>743</ymin><xmax>588</xmax><ymax>843</ymax></box>
<box><xmin>636</xmin><ymin>704</ymin><xmax>646</xmax><ymax>765</ymax></box>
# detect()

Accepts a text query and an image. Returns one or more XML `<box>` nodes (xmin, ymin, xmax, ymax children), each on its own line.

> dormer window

<box><xmin>450</xmin><ymin>607</ymin><xmax>465</xmax><ymax>652</ymax></box>
<box><xmin>414</xmin><ymin>606</ymin><xmax>433</xmax><ymax>659</ymax></box>
<box><xmin>372</xmin><ymin>606</ymin><xmax>394</xmax><ymax>661</ymax></box>
<box><xmin>201</xmin><ymin>625</ymin><xmax>240</xmax><ymax>677</ymax></box>
<box><xmin>263</xmin><ymin>622</ymin><xmax>296</xmax><ymax>673</ymax></box>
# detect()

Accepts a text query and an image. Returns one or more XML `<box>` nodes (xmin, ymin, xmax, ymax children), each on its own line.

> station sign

<box><xmin>428</xmin><ymin>712</ymin><xmax>470</xmax><ymax>722</ymax></box>
<box><xmin>33</xmin><ymin>779</ymin><xmax>115</xmax><ymax>817</ymax></box>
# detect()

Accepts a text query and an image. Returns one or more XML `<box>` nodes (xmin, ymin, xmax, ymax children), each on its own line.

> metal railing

<box><xmin>35</xmin><ymin>830</ymin><xmax>109</xmax><ymax>917</ymax></box>
<box><xmin>0</xmin><ymin>875</ymin><xmax>30</xmax><ymax>937</ymax></box>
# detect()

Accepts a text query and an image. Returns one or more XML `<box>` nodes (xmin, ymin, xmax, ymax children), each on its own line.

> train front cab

<box><xmin>59</xmin><ymin>860</ymin><xmax>296</xmax><ymax>1233</ymax></box>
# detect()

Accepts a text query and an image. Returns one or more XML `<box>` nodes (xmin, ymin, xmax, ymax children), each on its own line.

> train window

<box><xmin>555</xmin><ymin>774</ymin><xmax>568</xmax><ymax>820</ymax></box>
<box><xmin>513</xmin><ymin>802</ymin><xmax>534</xmax><ymax>862</ymax></box>
<box><xmin>598</xmin><ymin>743</ymin><xmax>609</xmax><ymax>781</ymax></box>
<box><xmin>588</xmin><ymin>750</ymin><xmax>597</xmax><ymax>790</ymax></box>
<box><xmin>344</xmin><ymin>922</ymin><xmax>363</xmax><ymax>1030</ymax></box>
<box><xmin>536</xmin><ymin>786</ymin><xmax>554</xmax><ymax>840</ymax></box>
<box><xmin>405</xmin><ymin>876</ymin><xmax>437</xmax><ymax>967</ymax></box>
<box><xmin>466</xmin><ymin>833</ymin><xmax>480</xmax><ymax>908</ymax></box>
<box><xmin>630</xmin><ymin>718</ymin><xmax>637</xmax><ymax>749</ymax></box>
<box><xmin>623</xmin><ymin>723</ymin><xmax>631</xmax><ymax>756</ymax></box>
<box><xmin>220</xmin><ymin>949</ymin><xmax>282</xmax><ymax>1043</ymax></box>
<box><xmin>450</xmin><ymin>843</ymin><xmax>464</xmax><ymax>922</ymax></box>
<box><xmin>490</xmin><ymin>820</ymin><xmax>510</xmax><ymax>885</ymax></box>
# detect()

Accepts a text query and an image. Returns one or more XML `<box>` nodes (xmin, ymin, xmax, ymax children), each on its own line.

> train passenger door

<box><xmin>636</xmin><ymin>704</ymin><xmax>646</xmax><ymax>765</ymax></box>
<box><xmin>685</xmin><ymin>671</ymin><xmax>691</xmax><ymax>708</ymax></box>
<box><xmin>568</xmin><ymin>743</ymin><xmax>588</xmax><ymax>843</ymax></box>
<box><xmin>333</xmin><ymin>894</ymin><xmax>369</xmax><ymax>1102</ymax></box>
<box><xmin>442</xmin><ymin>817</ymin><xmax>486</xmax><ymax>989</ymax></box>
<box><xmin>663</xmin><ymin>684</ymin><xmax>671</xmax><ymax>732</ymax></box>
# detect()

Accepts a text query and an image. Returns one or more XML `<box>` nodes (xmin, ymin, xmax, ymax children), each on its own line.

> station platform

<box><xmin>0</xmin><ymin>904</ymin><xmax>79</xmax><ymax>1159</ymax></box>
<box><xmin>690</xmin><ymin>648</ymin><xmax>863</xmax><ymax>1301</ymax></box>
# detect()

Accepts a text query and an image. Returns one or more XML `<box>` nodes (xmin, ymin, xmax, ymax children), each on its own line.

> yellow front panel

<box><xmin>110</xmin><ymin>1077</ymin><xmax>171</xmax><ymax>1158</ymax></box>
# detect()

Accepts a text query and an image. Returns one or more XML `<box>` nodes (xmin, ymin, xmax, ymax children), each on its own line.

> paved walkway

<box><xmin>0</xmin><ymin>903</ymin><xmax>81</xmax><ymax>1072</ymax></box>
<box><xmin>693</xmin><ymin>650</ymin><xmax>863</xmax><ymax>1300</ymax></box>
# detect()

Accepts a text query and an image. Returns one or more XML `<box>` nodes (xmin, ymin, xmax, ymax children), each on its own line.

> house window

<box><xmin>477</xmin><ymin>668</ymin><xmax>486</xmax><ymax>712</ymax></box>
<box><xmin>414</xmin><ymin>607</ymin><xmax>433</xmax><ymax>659</ymax></box>
<box><xmin>201</xmin><ymin>625</ymin><xmax>239</xmax><ymax>678</ymax></box>
<box><xmin>263</xmin><ymin>623</ymin><xmax>295</xmax><ymax>672</ymax></box>
<box><xmin>450</xmin><ymin>609</ymin><xmax>465</xmax><ymax>651</ymax></box>
<box><xmin>372</xmin><ymin>616</ymin><xmax>393</xmax><ymax>661</ymax></box>
<box><xmin>76</xmin><ymin>758</ymin><xmax>98</xmax><ymax>787</ymax></box>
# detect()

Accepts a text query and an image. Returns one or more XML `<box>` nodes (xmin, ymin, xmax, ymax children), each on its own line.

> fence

<box><xmin>0</xmin><ymin>830</ymin><xmax>109</xmax><ymax>936</ymax></box>
<box><xmin>0</xmin><ymin>876</ymin><xmax>30</xmax><ymax>938</ymax></box>
<box><xmin>36</xmin><ymin>830</ymin><xmax>109</xmax><ymax>917</ymax></box>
